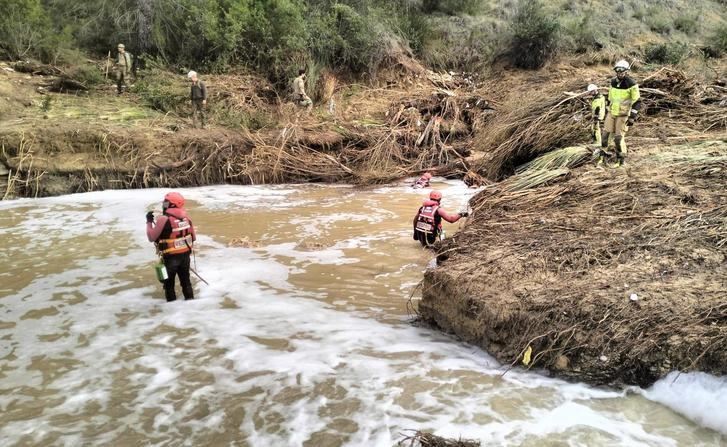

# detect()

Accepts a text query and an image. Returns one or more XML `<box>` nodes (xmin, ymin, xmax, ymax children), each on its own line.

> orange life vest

<box><xmin>157</xmin><ymin>215</ymin><xmax>193</xmax><ymax>256</ymax></box>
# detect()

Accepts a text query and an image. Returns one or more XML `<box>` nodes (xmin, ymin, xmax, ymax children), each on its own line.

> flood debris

<box><xmin>420</xmin><ymin>139</ymin><xmax>727</xmax><ymax>387</ymax></box>
<box><xmin>398</xmin><ymin>430</ymin><xmax>480</xmax><ymax>447</ymax></box>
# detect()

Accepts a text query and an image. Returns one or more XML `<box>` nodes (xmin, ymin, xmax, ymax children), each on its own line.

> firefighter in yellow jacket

<box><xmin>599</xmin><ymin>60</ymin><xmax>641</xmax><ymax>167</ymax></box>
<box><xmin>587</xmin><ymin>84</ymin><xmax>605</xmax><ymax>146</ymax></box>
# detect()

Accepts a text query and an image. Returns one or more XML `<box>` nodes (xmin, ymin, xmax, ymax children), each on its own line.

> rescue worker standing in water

<box><xmin>413</xmin><ymin>190</ymin><xmax>468</xmax><ymax>247</ymax></box>
<box><xmin>146</xmin><ymin>192</ymin><xmax>196</xmax><ymax>302</ymax></box>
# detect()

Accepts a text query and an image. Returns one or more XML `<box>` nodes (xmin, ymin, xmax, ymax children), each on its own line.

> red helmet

<box><xmin>164</xmin><ymin>192</ymin><xmax>185</xmax><ymax>208</ymax></box>
<box><xmin>429</xmin><ymin>190</ymin><xmax>442</xmax><ymax>201</ymax></box>
<box><xmin>422</xmin><ymin>172</ymin><xmax>433</xmax><ymax>179</ymax></box>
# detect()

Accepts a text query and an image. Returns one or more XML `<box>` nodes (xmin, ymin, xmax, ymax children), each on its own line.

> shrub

<box><xmin>674</xmin><ymin>15</ymin><xmax>699</xmax><ymax>35</ymax></box>
<box><xmin>706</xmin><ymin>24</ymin><xmax>727</xmax><ymax>56</ymax></box>
<box><xmin>632</xmin><ymin>5</ymin><xmax>646</xmax><ymax>21</ymax></box>
<box><xmin>309</xmin><ymin>4</ymin><xmax>383</xmax><ymax>75</ymax></box>
<box><xmin>0</xmin><ymin>0</ymin><xmax>51</xmax><ymax>60</ymax></box>
<box><xmin>646</xmin><ymin>10</ymin><xmax>673</xmax><ymax>35</ymax></box>
<box><xmin>69</xmin><ymin>63</ymin><xmax>104</xmax><ymax>88</ymax></box>
<box><xmin>422</xmin><ymin>16</ymin><xmax>498</xmax><ymax>72</ymax></box>
<box><xmin>211</xmin><ymin>107</ymin><xmax>273</xmax><ymax>131</ymax></box>
<box><xmin>507</xmin><ymin>0</ymin><xmax>560</xmax><ymax>69</ymax></box>
<box><xmin>422</xmin><ymin>0</ymin><xmax>483</xmax><ymax>15</ymax></box>
<box><xmin>132</xmin><ymin>68</ymin><xmax>188</xmax><ymax>113</ymax></box>
<box><xmin>643</xmin><ymin>42</ymin><xmax>690</xmax><ymax>65</ymax></box>
<box><xmin>562</xmin><ymin>14</ymin><xmax>602</xmax><ymax>54</ymax></box>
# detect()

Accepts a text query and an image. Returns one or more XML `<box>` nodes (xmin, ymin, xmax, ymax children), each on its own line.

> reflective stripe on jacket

<box><xmin>608</xmin><ymin>76</ymin><xmax>641</xmax><ymax>117</ymax></box>
<box><xmin>415</xmin><ymin>202</ymin><xmax>441</xmax><ymax>235</ymax></box>
<box><xmin>157</xmin><ymin>216</ymin><xmax>193</xmax><ymax>255</ymax></box>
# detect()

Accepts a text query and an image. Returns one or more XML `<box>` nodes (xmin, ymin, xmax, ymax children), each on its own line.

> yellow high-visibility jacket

<box><xmin>591</xmin><ymin>94</ymin><xmax>605</xmax><ymax>121</ymax></box>
<box><xmin>607</xmin><ymin>76</ymin><xmax>641</xmax><ymax>117</ymax></box>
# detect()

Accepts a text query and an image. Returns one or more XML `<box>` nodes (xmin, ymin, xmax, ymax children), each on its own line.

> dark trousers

<box><xmin>163</xmin><ymin>252</ymin><xmax>194</xmax><ymax>302</ymax></box>
<box><xmin>116</xmin><ymin>71</ymin><xmax>128</xmax><ymax>94</ymax></box>
<box><xmin>192</xmin><ymin>99</ymin><xmax>206</xmax><ymax>127</ymax></box>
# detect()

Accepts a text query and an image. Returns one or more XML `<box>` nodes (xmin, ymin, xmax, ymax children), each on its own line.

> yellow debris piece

<box><xmin>522</xmin><ymin>345</ymin><xmax>533</xmax><ymax>366</ymax></box>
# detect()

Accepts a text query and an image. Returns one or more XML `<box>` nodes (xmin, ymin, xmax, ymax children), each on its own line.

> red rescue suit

<box><xmin>412</xmin><ymin>199</ymin><xmax>462</xmax><ymax>247</ymax></box>
<box><xmin>413</xmin><ymin>176</ymin><xmax>430</xmax><ymax>189</ymax></box>
<box><xmin>147</xmin><ymin>207</ymin><xmax>196</xmax><ymax>256</ymax></box>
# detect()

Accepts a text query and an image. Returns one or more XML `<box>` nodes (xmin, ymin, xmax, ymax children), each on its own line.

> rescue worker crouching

<box><xmin>600</xmin><ymin>60</ymin><xmax>642</xmax><ymax>167</ymax></box>
<box><xmin>146</xmin><ymin>192</ymin><xmax>197</xmax><ymax>302</ymax></box>
<box><xmin>292</xmin><ymin>68</ymin><xmax>313</xmax><ymax>114</ymax></box>
<box><xmin>413</xmin><ymin>190</ymin><xmax>468</xmax><ymax>248</ymax></box>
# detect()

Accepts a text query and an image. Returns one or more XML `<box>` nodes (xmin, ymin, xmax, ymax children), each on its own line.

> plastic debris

<box><xmin>522</xmin><ymin>346</ymin><xmax>533</xmax><ymax>366</ymax></box>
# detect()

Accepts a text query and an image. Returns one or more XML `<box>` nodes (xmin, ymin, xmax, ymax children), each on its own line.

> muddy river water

<box><xmin>1</xmin><ymin>181</ymin><xmax>725</xmax><ymax>446</ymax></box>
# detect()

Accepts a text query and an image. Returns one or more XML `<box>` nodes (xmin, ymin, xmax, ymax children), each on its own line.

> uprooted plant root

<box><xmin>398</xmin><ymin>430</ymin><xmax>480</xmax><ymax>447</ymax></box>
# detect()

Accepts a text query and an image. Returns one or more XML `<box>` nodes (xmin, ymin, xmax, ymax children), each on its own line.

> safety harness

<box><xmin>157</xmin><ymin>215</ymin><xmax>193</xmax><ymax>256</ymax></box>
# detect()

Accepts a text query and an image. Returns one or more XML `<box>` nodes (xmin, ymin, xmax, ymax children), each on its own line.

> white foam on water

<box><xmin>640</xmin><ymin>372</ymin><xmax>727</xmax><ymax>435</ymax></box>
<box><xmin>1</xmin><ymin>184</ymin><xmax>724</xmax><ymax>447</ymax></box>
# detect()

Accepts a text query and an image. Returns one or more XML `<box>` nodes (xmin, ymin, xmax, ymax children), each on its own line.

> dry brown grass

<box><xmin>422</xmin><ymin>140</ymin><xmax>727</xmax><ymax>387</ymax></box>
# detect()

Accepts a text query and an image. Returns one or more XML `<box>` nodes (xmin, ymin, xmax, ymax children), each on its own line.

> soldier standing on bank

<box><xmin>188</xmin><ymin>71</ymin><xmax>207</xmax><ymax>128</ymax></box>
<box><xmin>292</xmin><ymin>68</ymin><xmax>313</xmax><ymax>114</ymax></box>
<box><xmin>114</xmin><ymin>43</ymin><xmax>133</xmax><ymax>94</ymax></box>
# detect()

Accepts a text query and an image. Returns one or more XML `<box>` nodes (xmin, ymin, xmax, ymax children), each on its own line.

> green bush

<box><xmin>646</xmin><ymin>10</ymin><xmax>673</xmax><ymax>34</ymax></box>
<box><xmin>132</xmin><ymin>68</ymin><xmax>188</xmax><ymax>113</ymax></box>
<box><xmin>422</xmin><ymin>16</ymin><xmax>498</xmax><ymax>72</ymax></box>
<box><xmin>562</xmin><ymin>14</ymin><xmax>602</xmax><ymax>54</ymax></box>
<box><xmin>507</xmin><ymin>0</ymin><xmax>560</xmax><ymax>69</ymax></box>
<box><xmin>422</xmin><ymin>0</ymin><xmax>483</xmax><ymax>15</ymax></box>
<box><xmin>643</xmin><ymin>42</ymin><xmax>690</xmax><ymax>64</ymax></box>
<box><xmin>211</xmin><ymin>107</ymin><xmax>274</xmax><ymax>131</ymax></box>
<box><xmin>308</xmin><ymin>4</ymin><xmax>383</xmax><ymax>75</ymax></box>
<box><xmin>0</xmin><ymin>0</ymin><xmax>51</xmax><ymax>60</ymax></box>
<box><xmin>69</xmin><ymin>63</ymin><xmax>104</xmax><ymax>88</ymax></box>
<box><xmin>674</xmin><ymin>15</ymin><xmax>699</xmax><ymax>35</ymax></box>
<box><xmin>706</xmin><ymin>24</ymin><xmax>727</xmax><ymax>56</ymax></box>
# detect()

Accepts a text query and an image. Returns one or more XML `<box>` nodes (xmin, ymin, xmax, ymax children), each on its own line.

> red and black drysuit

<box><xmin>412</xmin><ymin>199</ymin><xmax>464</xmax><ymax>247</ymax></box>
<box><xmin>147</xmin><ymin>207</ymin><xmax>197</xmax><ymax>302</ymax></box>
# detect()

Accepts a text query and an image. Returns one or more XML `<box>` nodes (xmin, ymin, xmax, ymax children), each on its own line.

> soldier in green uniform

<box><xmin>292</xmin><ymin>69</ymin><xmax>313</xmax><ymax>114</ymax></box>
<box><xmin>188</xmin><ymin>71</ymin><xmax>207</xmax><ymax>128</ymax></box>
<box><xmin>114</xmin><ymin>43</ymin><xmax>133</xmax><ymax>94</ymax></box>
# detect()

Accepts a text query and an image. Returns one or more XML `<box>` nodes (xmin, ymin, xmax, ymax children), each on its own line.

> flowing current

<box><xmin>0</xmin><ymin>181</ymin><xmax>725</xmax><ymax>446</ymax></box>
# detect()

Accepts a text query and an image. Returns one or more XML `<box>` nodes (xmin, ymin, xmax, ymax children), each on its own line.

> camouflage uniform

<box><xmin>115</xmin><ymin>46</ymin><xmax>133</xmax><ymax>94</ymax></box>
<box><xmin>293</xmin><ymin>75</ymin><xmax>312</xmax><ymax>109</ymax></box>
<box><xmin>190</xmin><ymin>80</ymin><xmax>207</xmax><ymax>128</ymax></box>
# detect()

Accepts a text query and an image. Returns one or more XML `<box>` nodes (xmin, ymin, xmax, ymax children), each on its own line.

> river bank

<box><xmin>0</xmin><ymin>60</ymin><xmax>485</xmax><ymax>198</ymax></box>
<box><xmin>420</xmin><ymin>139</ymin><xmax>727</xmax><ymax>389</ymax></box>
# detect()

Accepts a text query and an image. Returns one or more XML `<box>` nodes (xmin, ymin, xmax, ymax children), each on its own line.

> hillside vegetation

<box><xmin>2</xmin><ymin>0</ymin><xmax>726</xmax><ymax>87</ymax></box>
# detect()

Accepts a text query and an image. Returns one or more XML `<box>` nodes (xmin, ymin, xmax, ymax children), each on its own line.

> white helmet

<box><xmin>614</xmin><ymin>60</ymin><xmax>630</xmax><ymax>71</ymax></box>
<box><xmin>187</xmin><ymin>70</ymin><xmax>197</xmax><ymax>79</ymax></box>
<box><xmin>587</xmin><ymin>84</ymin><xmax>598</xmax><ymax>93</ymax></box>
